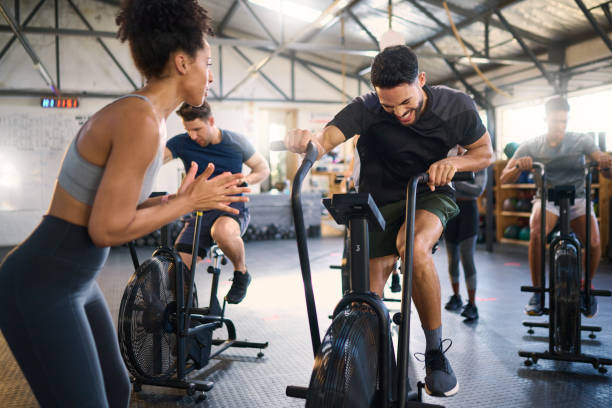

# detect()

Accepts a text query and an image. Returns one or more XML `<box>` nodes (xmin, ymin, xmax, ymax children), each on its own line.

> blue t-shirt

<box><xmin>166</xmin><ymin>129</ymin><xmax>255</xmax><ymax>178</ymax></box>
<box><xmin>166</xmin><ymin>129</ymin><xmax>255</xmax><ymax>210</ymax></box>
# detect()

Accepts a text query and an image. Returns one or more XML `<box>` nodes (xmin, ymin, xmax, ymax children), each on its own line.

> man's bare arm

<box><xmin>243</xmin><ymin>152</ymin><xmax>270</xmax><ymax>185</ymax></box>
<box><xmin>427</xmin><ymin>132</ymin><xmax>494</xmax><ymax>190</ymax></box>
<box><xmin>286</xmin><ymin>125</ymin><xmax>347</xmax><ymax>159</ymax></box>
<box><xmin>163</xmin><ymin>147</ymin><xmax>174</xmax><ymax>164</ymax></box>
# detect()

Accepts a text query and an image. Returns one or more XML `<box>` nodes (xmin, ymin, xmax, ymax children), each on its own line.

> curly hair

<box><xmin>370</xmin><ymin>45</ymin><xmax>419</xmax><ymax>89</ymax></box>
<box><xmin>116</xmin><ymin>0</ymin><xmax>214</xmax><ymax>79</ymax></box>
<box><xmin>176</xmin><ymin>102</ymin><xmax>212</xmax><ymax>122</ymax></box>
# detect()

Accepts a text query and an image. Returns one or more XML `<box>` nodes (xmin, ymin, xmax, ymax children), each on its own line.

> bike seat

<box><xmin>548</xmin><ymin>185</ymin><xmax>576</xmax><ymax>206</ymax></box>
<box><xmin>323</xmin><ymin>192</ymin><xmax>386</xmax><ymax>232</ymax></box>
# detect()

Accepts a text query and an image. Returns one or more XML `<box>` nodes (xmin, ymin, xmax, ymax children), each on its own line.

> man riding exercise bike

<box><xmin>500</xmin><ymin>96</ymin><xmax>612</xmax><ymax>318</ymax></box>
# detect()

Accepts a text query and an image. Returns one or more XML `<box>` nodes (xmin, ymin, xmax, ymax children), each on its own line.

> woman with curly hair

<box><xmin>0</xmin><ymin>1</ymin><xmax>243</xmax><ymax>406</ymax></box>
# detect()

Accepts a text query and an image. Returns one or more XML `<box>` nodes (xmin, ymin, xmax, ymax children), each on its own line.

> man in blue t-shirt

<box><xmin>285</xmin><ymin>45</ymin><xmax>494</xmax><ymax>398</ymax></box>
<box><xmin>500</xmin><ymin>97</ymin><xmax>612</xmax><ymax>318</ymax></box>
<box><xmin>164</xmin><ymin>102</ymin><xmax>270</xmax><ymax>304</ymax></box>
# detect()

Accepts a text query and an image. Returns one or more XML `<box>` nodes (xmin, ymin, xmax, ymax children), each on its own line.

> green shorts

<box><xmin>369</xmin><ymin>193</ymin><xmax>459</xmax><ymax>259</ymax></box>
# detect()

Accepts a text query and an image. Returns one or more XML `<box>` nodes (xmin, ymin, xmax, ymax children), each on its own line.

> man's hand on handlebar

<box><xmin>285</xmin><ymin>129</ymin><xmax>324</xmax><ymax>157</ymax></box>
<box><xmin>426</xmin><ymin>159</ymin><xmax>458</xmax><ymax>191</ymax></box>
<box><xmin>515</xmin><ymin>156</ymin><xmax>533</xmax><ymax>171</ymax></box>
<box><xmin>596</xmin><ymin>154</ymin><xmax>612</xmax><ymax>171</ymax></box>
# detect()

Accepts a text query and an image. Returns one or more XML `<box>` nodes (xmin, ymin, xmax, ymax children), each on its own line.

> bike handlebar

<box><xmin>274</xmin><ymin>140</ymin><xmax>321</xmax><ymax>356</ymax></box>
<box><xmin>270</xmin><ymin>140</ymin><xmax>288</xmax><ymax>151</ymax></box>
<box><xmin>414</xmin><ymin>171</ymin><xmax>475</xmax><ymax>184</ymax></box>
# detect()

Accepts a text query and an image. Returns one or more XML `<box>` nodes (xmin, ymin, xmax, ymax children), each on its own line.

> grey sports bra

<box><xmin>57</xmin><ymin>94</ymin><xmax>164</xmax><ymax>206</ymax></box>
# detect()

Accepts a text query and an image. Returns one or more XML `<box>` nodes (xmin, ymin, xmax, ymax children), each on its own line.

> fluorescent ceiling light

<box><xmin>249</xmin><ymin>0</ymin><xmax>321</xmax><ymax>23</ymax></box>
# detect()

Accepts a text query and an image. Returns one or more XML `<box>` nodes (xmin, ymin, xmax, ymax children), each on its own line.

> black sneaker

<box><xmin>225</xmin><ymin>271</ymin><xmax>251</xmax><ymax>304</ymax></box>
<box><xmin>460</xmin><ymin>303</ymin><xmax>478</xmax><ymax>320</ymax></box>
<box><xmin>444</xmin><ymin>294</ymin><xmax>463</xmax><ymax>311</ymax></box>
<box><xmin>416</xmin><ymin>340</ymin><xmax>459</xmax><ymax>397</ymax></box>
<box><xmin>390</xmin><ymin>273</ymin><xmax>401</xmax><ymax>293</ymax></box>
<box><xmin>581</xmin><ymin>291</ymin><xmax>598</xmax><ymax>318</ymax></box>
<box><xmin>525</xmin><ymin>293</ymin><xmax>544</xmax><ymax>316</ymax></box>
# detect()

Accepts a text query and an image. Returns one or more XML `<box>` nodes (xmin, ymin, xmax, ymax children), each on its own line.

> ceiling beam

<box><xmin>93</xmin><ymin>0</ymin><xmax>119</xmax><ymax>5</ymax></box>
<box><xmin>574</xmin><ymin>0</ymin><xmax>612</xmax><ymax>54</ymax></box>
<box><xmin>429</xmin><ymin>40</ymin><xmax>490</xmax><ymax>109</ymax></box>
<box><xmin>347</xmin><ymin>9</ymin><xmax>379</xmax><ymax>48</ymax></box>
<box><xmin>66</xmin><ymin>0</ymin><xmax>137</xmax><ymax>89</ymax></box>
<box><xmin>411</xmin><ymin>0</ymin><xmax>527</xmax><ymax>49</ymax></box>
<box><xmin>0</xmin><ymin>2</ymin><xmax>58</xmax><ymax>94</ymax></box>
<box><xmin>408</xmin><ymin>0</ymin><xmax>480</xmax><ymax>56</ymax></box>
<box><xmin>222</xmin><ymin>0</ymin><xmax>365</xmax><ymax>99</ymax></box>
<box><xmin>238</xmin><ymin>0</ymin><xmax>278</xmax><ymax>45</ymax></box>
<box><xmin>417</xmin><ymin>0</ymin><xmax>556</xmax><ymax>47</ymax></box>
<box><xmin>217</xmin><ymin>0</ymin><xmax>240</xmax><ymax>36</ymax></box>
<box><xmin>297</xmin><ymin>60</ymin><xmax>353</xmax><ymax>100</ymax></box>
<box><xmin>355</xmin><ymin>0</ymin><xmax>527</xmax><ymax>76</ymax></box>
<box><xmin>0</xmin><ymin>25</ymin><xmax>116</xmax><ymax>38</ymax></box>
<box><xmin>494</xmin><ymin>9</ymin><xmax>560</xmax><ymax>93</ymax></box>
<box><xmin>0</xmin><ymin>0</ymin><xmax>46</xmax><ymax>63</ymax></box>
<box><xmin>232</xmin><ymin>46</ymin><xmax>289</xmax><ymax>100</ymax></box>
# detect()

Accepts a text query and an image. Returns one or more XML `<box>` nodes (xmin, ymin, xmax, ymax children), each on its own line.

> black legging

<box><xmin>446</xmin><ymin>236</ymin><xmax>477</xmax><ymax>290</ymax></box>
<box><xmin>0</xmin><ymin>215</ymin><xmax>130</xmax><ymax>408</ymax></box>
<box><xmin>445</xmin><ymin>200</ymin><xmax>479</xmax><ymax>291</ymax></box>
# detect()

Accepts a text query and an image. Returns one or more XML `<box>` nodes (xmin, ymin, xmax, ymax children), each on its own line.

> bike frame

<box><xmin>519</xmin><ymin>157</ymin><xmax>612</xmax><ymax>371</ymax></box>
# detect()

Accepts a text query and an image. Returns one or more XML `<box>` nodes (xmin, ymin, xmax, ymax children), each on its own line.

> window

<box><xmin>567</xmin><ymin>89</ymin><xmax>612</xmax><ymax>151</ymax></box>
<box><xmin>498</xmin><ymin>101</ymin><xmax>546</xmax><ymax>158</ymax></box>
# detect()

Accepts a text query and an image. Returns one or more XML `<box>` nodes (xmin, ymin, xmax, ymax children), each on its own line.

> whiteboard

<box><xmin>0</xmin><ymin>107</ymin><xmax>89</xmax><ymax>245</ymax></box>
<box><xmin>0</xmin><ymin>108</ymin><xmax>88</xmax><ymax>211</ymax></box>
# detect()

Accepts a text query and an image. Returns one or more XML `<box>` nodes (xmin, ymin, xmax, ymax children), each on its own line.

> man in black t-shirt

<box><xmin>285</xmin><ymin>45</ymin><xmax>493</xmax><ymax>398</ymax></box>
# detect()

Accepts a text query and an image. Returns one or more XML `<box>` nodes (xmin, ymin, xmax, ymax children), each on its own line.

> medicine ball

<box><xmin>518</xmin><ymin>226</ymin><xmax>530</xmax><ymax>241</ymax></box>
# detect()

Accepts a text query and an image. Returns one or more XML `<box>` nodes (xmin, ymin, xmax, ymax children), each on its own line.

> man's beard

<box><xmin>412</xmin><ymin>90</ymin><xmax>425</xmax><ymax>122</ymax></box>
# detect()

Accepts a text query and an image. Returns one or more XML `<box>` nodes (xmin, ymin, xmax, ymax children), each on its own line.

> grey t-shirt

<box><xmin>512</xmin><ymin>132</ymin><xmax>598</xmax><ymax>198</ymax></box>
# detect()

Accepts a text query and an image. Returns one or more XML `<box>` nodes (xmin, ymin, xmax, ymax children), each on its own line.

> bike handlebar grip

<box><xmin>270</xmin><ymin>140</ymin><xmax>286</xmax><ymax>151</ymax></box>
<box><xmin>304</xmin><ymin>141</ymin><xmax>318</xmax><ymax>162</ymax></box>
<box><xmin>269</xmin><ymin>140</ymin><xmax>319</xmax><ymax>163</ymax></box>
<box><xmin>452</xmin><ymin>171</ymin><xmax>474</xmax><ymax>182</ymax></box>
<box><xmin>286</xmin><ymin>386</ymin><xmax>308</xmax><ymax>398</ymax></box>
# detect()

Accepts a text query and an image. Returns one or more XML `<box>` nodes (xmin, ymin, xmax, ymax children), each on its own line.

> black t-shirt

<box><xmin>327</xmin><ymin>85</ymin><xmax>487</xmax><ymax>206</ymax></box>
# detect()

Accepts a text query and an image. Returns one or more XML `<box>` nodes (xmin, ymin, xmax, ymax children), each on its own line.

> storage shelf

<box><xmin>501</xmin><ymin>211</ymin><xmax>531</xmax><ymax>217</ymax></box>
<box><xmin>499</xmin><ymin>237</ymin><xmax>529</xmax><ymax>246</ymax></box>
<box><xmin>501</xmin><ymin>183</ymin><xmax>600</xmax><ymax>189</ymax></box>
<box><xmin>501</xmin><ymin>183</ymin><xmax>536</xmax><ymax>189</ymax></box>
<box><xmin>494</xmin><ymin>159</ymin><xmax>609</xmax><ymax>259</ymax></box>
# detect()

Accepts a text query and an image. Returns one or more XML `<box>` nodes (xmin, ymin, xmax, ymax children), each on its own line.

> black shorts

<box><xmin>175</xmin><ymin>202</ymin><xmax>250</xmax><ymax>259</ymax></box>
<box><xmin>444</xmin><ymin>199</ymin><xmax>479</xmax><ymax>244</ymax></box>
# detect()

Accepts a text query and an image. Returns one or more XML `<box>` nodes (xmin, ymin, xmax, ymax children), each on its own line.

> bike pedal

<box><xmin>591</xmin><ymin>289</ymin><xmax>611</xmax><ymax>297</ymax></box>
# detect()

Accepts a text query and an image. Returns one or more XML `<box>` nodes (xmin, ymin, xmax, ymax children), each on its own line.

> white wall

<box><xmin>0</xmin><ymin>1</ymin><xmax>369</xmax><ymax>246</ymax></box>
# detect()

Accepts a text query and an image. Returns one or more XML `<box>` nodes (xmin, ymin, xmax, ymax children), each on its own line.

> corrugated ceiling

<box><xmin>201</xmin><ymin>0</ymin><xmax>612</xmax><ymax>104</ymax></box>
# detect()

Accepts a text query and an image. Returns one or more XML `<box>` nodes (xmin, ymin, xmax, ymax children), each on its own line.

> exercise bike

<box><xmin>329</xmin><ymin>177</ymin><xmax>434</xmax><ymax>303</ymax></box>
<box><xmin>117</xmin><ymin>200</ymin><xmax>268</xmax><ymax>399</ymax></box>
<box><xmin>518</xmin><ymin>155</ymin><xmax>612</xmax><ymax>372</ymax></box>
<box><xmin>276</xmin><ymin>141</ymin><xmax>472</xmax><ymax>407</ymax></box>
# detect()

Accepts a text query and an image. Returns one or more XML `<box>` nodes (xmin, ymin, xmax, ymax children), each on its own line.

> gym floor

<box><xmin>1</xmin><ymin>238</ymin><xmax>611</xmax><ymax>408</ymax></box>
